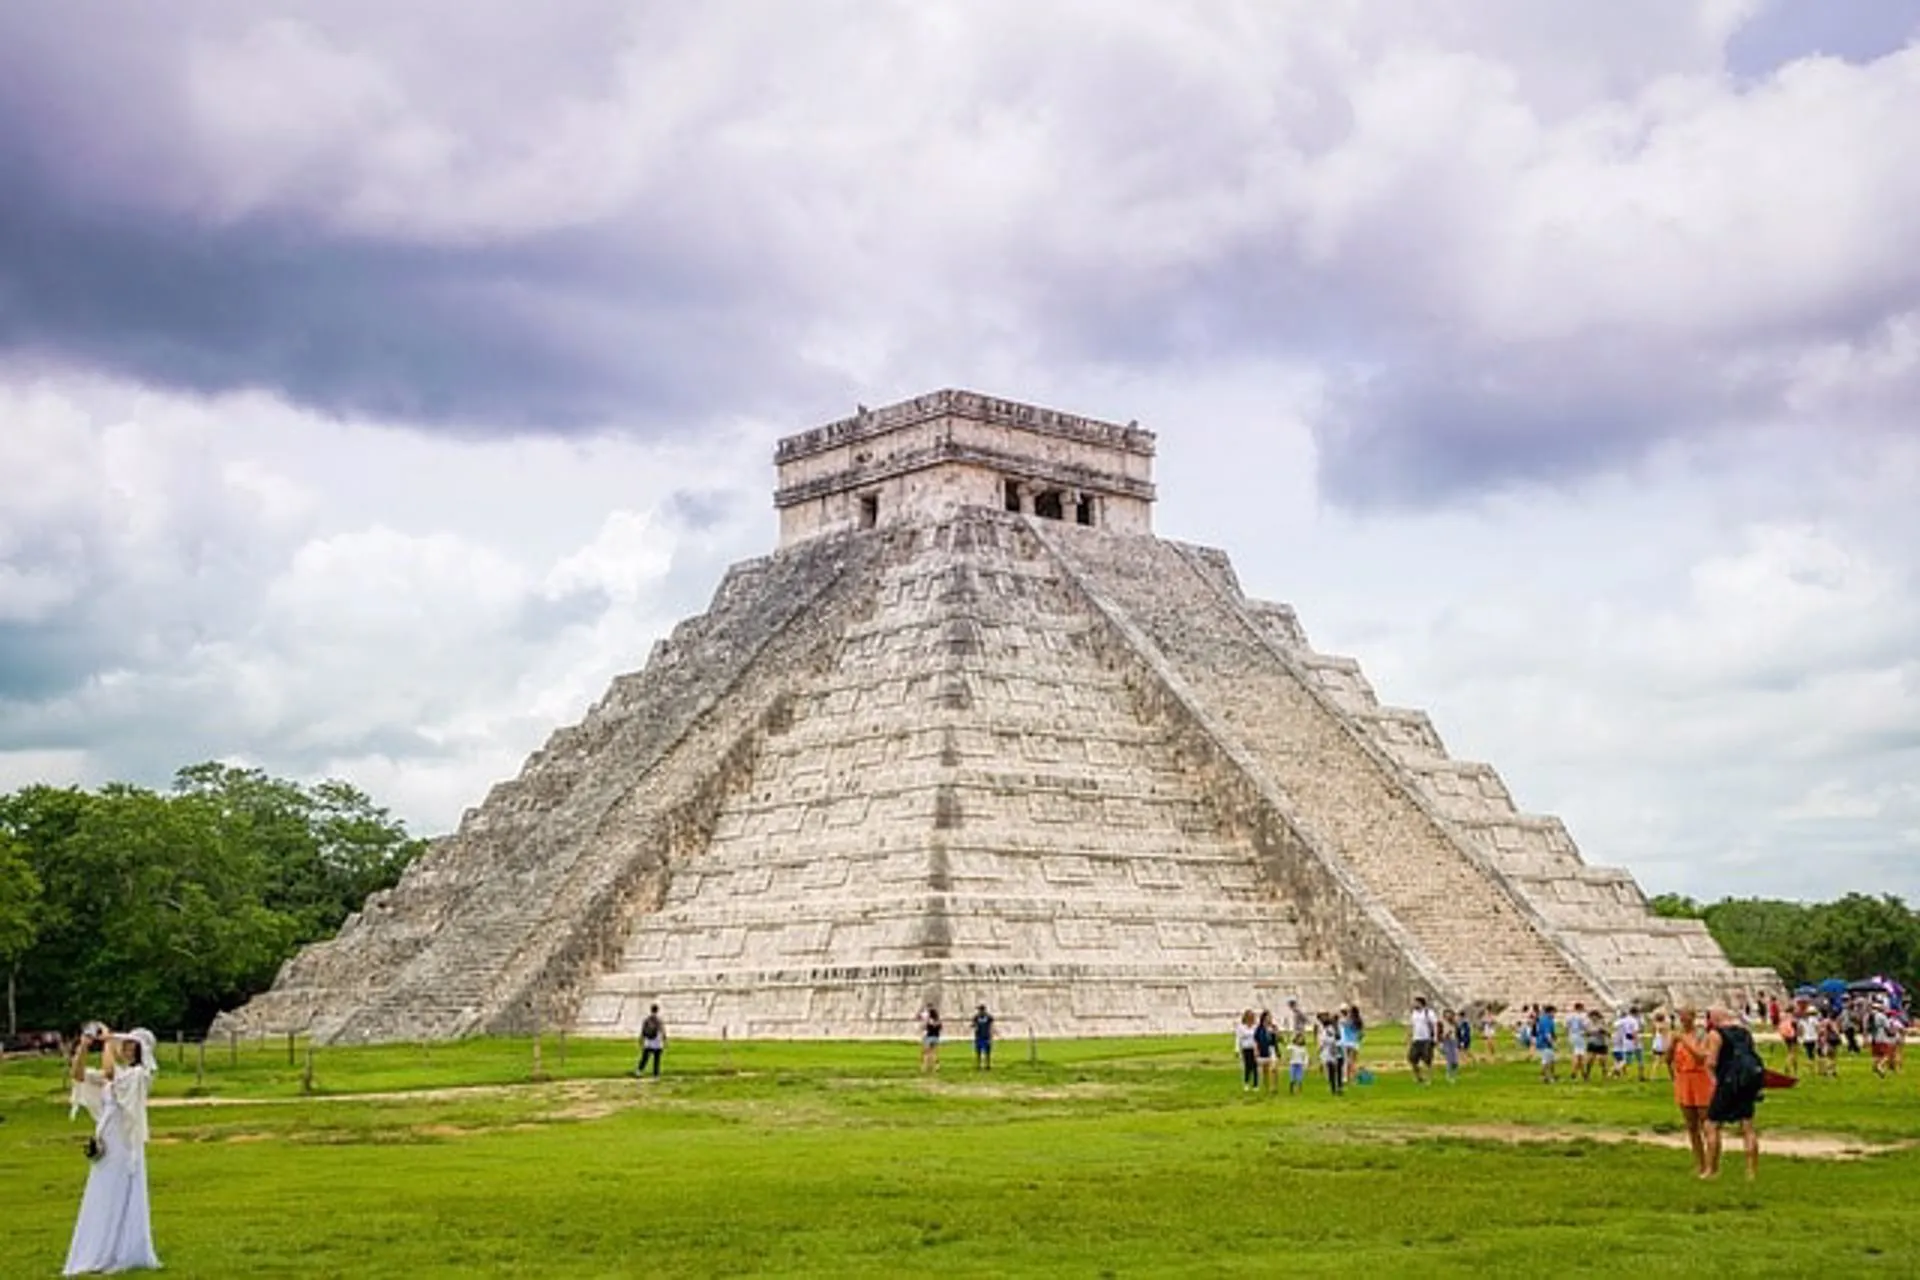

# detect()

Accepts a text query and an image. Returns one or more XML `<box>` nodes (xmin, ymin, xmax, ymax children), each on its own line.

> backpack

<box><xmin>641</xmin><ymin>1015</ymin><xmax>662</xmax><ymax>1041</ymax></box>
<box><xmin>1722</xmin><ymin>1025</ymin><xmax>1765</xmax><ymax>1098</ymax></box>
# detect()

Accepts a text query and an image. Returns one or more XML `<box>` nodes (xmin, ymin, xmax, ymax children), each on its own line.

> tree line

<box><xmin>1651</xmin><ymin>891</ymin><xmax>1920</xmax><ymax>995</ymax></box>
<box><xmin>0</xmin><ymin>764</ymin><xmax>426</xmax><ymax>1037</ymax></box>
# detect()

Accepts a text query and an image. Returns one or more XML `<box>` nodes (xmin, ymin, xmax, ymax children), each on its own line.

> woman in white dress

<box><xmin>66</xmin><ymin>1024</ymin><xmax>162</xmax><ymax>1275</ymax></box>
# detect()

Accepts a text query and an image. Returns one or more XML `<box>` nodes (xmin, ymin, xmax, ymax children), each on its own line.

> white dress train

<box><xmin>66</xmin><ymin>1064</ymin><xmax>161</xmax><ymax>1275</ymax></box>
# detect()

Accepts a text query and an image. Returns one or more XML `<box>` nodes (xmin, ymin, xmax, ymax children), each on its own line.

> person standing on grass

<box><xmin>919</xmin><ymin>1005</ymin><xmax>943</xmax><ymax>1073</ymax></box>
<box><xmin>1407</xmin><ymin>996</ymin><xmax>1439</xmax><ymax>1085</ymax></box>
<box><xmin>1583</xmin><ymin>1013</ymin><xmax>1608</xmax><ymax>1082</ymax></box>
<box><xmin>1481</xmin><ymin>1010</ymin><xmax>1499</xmax><ymax>1064</ymax></box>
<box><xmin>1869</xmin><ymin>1003</ymin><xmax>1897</xmax><ymax>1078</ymax></box>
<box><xmin>1318</xmin><ymin>1013</ymin><xmax>1344</xmax><ymax>1095</ymax></box>
<box><xmin>1666</xmin><ymin>1008</ymin><xmax>1715</xmax><ymax>1177</ymax></box>
<box><xmin>1454</xmin><ymin>1010</ymin><xmax>1474</xmax><ymax>1066</ymax></box>
<box><xmin>1614</xmin><ymin>1006</ymin><xmax>1646</xmax><ymax>1081</ymax></box>
<box><xmin>66</xmin><ymin>1024</ymin><xmax>161</xmax><ymax>1275</ymax></box>
<box><xmin>1439</xmin><ymin>1009</ymin><xmax>1462</xmax><ymax>1084</ymax></box>
<box><xmin>1776</xmin><ymin>1004</ymin><xmax>1801</xmax><ymax>1076</ymax></box>
<box><xmin>1535</xmin><ymin>1005</ymin><xmax>1558</xmax><ymax>1084</ymax></box>
<box><xmin>971</xmin><ymin>1004</ymin><xmax>995</xmax><ymax>1071</ymax></box>
<box><xmin>1566</xmin><ymin>1003</ymin><xmax>1590</xmax><ymax>1082</ymax></box>
<box><xmin>1255</xmin><ymin>1010</ymin><xmax>1282</xmax><ymax>1093</ymax></box>
<box><xmin>635</xmin><ymin>1005</ymin><xmax>666</xmax><ymax>1078</ymax></box>
<box><xmin>1650</xmin><ymin>1012</ymin><xmax>1671</xmax><ymax>1080</ymax></box>
<box><xmin>1703</xmin><ymin>1009</ymin><xmax>1764</xmax><ymax>1181</ymax></box>
<box><xmin>1341</xmin><ymin>1005</ymin><xmax>1365</xmax><ymax>1085</ymax></box>
<box><xmin>1235</xmin><ymin>1010</ymin><xmax>1260</xmax><ymax>1091</ymax></box>
<box><xmin>1288</xmin><ymin>1033</ymin><xmax>1309</xmax><ymax>1095</ymax></box>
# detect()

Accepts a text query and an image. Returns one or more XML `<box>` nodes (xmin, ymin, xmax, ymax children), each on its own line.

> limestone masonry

<box><xmin>217</xmin><ymin>388</ymin><xmax>1770</xmax><ymax>1043</ymax></box>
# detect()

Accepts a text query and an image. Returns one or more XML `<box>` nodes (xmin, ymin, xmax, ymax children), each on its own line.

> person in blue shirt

<box><xmin>1536</xmin><ymin>1005</ymin><xmax>1559</xmax><ymax>1084</ymax></box>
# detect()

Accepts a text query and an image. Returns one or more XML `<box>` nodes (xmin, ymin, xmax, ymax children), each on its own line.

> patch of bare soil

<box><xmin>1377</xmin><ymin>1122</ymin><xmax>1914</xmax><ymax>1161</ymax></box>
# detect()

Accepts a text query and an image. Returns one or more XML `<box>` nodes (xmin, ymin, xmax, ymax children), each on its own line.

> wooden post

<box><xmin>228</xmin><ymin>1028</ymin><xmax>237</xmax><ymax>1068</ymax></box>
<box><xmin>531</xmin><ymin>1008</ymin><xmax>546</xmax><ymax>1082</ymax></box>
<box><xmin>176</xmin><ymin>1029</ymin><xmax>185</xmax><ymax>1068</ymax></box>
<box><xmin>196</xmin><ymin>1038</ymin><xmax>206</xmax><ymax>1089</ymax></box>
<box><xmin>720</xmin><ymin>1023</ymin><xmax>731</xmax><ymax>1073</ymax></box>
<box><xmin>1028</xmin><ymin>1026</ymin><xmax>1038</xmax><ymax>1066</ymax></box>
<box><xmin>286</xmin><ymin>1031</ymin><xmax>296</xmax><ymax>1066</ymax></box>
<box><xmin>302</xmin><ymin>1044</ymin><xmax>315</xmax><ymax>1095</ymax></box>
<box><xmin>558</xmin><ymin>1028</ymin><xmax>567</xmax><ymax>1071</ymax></box>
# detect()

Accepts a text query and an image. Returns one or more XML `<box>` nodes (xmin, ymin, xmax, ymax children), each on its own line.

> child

<box><xmin>1288</xmin><ymin>1033</ymin><xmax>1308</xmax><ymax>1095</ymax></box>
<box><xmin>1441</xmin><ymin>1008</ymin><xmax>1461</xmax><ymax>1083</ymax></box>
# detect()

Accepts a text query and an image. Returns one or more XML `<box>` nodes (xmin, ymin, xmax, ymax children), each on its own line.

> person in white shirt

<box><xmin>66</xmin><ymin>1024</ymin><xmax>161</xmax><ymax>1275</ymax></box>
<box><xmin>1407</xmin><ymin>996</ymin><xmax>1440</xmax><ymax>1085</ymax></box>
<box><xmin>1567</xmin><ymin>1003</ymin><xmax>1591</xmax><ymax>1081</ymax></box>
<box><xmin>1613</xmin><ymin>1008</ymin><xmax>1645</xmax><ymax>1081</ymax></box>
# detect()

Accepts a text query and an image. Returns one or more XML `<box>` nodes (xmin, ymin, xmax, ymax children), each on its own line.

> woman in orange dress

<box><xmin>1667</xmin><ymin>1007</ymin><xmax>1716</xmax><ymax>1177</ymax></box>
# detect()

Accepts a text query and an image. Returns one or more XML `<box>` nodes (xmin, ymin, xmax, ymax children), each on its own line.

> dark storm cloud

<box><xmin>0</xmin><ymin>142</ymin><xmax>805</xmax><ymax>433</ymax></box>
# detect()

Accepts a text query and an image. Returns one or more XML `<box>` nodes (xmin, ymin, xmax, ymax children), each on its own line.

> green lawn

<box><xmin>4</xmin><ymin>1031</ymin><xmax>1917</xmax><ymax>1276</ymax></box>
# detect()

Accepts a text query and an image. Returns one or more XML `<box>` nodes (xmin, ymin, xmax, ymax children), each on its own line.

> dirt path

<box><xmin>1368</xmin><ymin>1122</ymin><xmax>1913</xmax><ymax>1161</ymax></box>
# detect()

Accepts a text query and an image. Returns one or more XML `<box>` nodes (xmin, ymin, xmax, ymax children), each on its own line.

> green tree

<box><xmin>1804</xmin><ymin>894</ymin><xmax>1920</xmax><ymax>992</ymax></box>
<box><xmin>0</xmin><ymin>765</ymin><xmax>424</xmax><ymax>1033</ymax></box>
<box><xmin>1698</xmin><ymin>898</ymin><xmax>1815</xmax><ymax>986</ymax></box>
<box><xmin>1648</xmin><ymin>893</ymin><xmax>1702</xmax><ymax>920</ymax></box>
<box><xmin>0</xmin><ymin>832</ymin><xmax>42</xmax><ymax>1036</ymax></box>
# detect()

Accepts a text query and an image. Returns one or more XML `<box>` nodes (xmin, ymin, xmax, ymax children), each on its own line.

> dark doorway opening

<box><xmin>1033</xmin><ymin>490</ymin><xmax>1064</xmax><ymax>520</ymax></box>
<box><xmin>1003</xmin><ymin>479</ymin><xmax>1022</xmax><ymax>512</ymax></box>
<box><xmin>859</xmin><ymin>493</ymin><xmax>879</xmax><ymax>528</ymax></box>
<box><xmin>1075</xmin><ymin>495</ymin><xmax>1095</xmax><ymax>526</ymax></box>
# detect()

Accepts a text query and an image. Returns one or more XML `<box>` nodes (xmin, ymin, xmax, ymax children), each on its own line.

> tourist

<box><xmin>1341</xmin><ymin>1005</ymin><xmax>1365</xmax><ymax>1084</ymax></box>
<box><xmin>66</xmin><ymin>1024</ymin><xmax>161</xmax><ymax>1275</ymax></box>
<box><xmin>972</xmin><ymin>1004</ymin><xmax>995</xmax><ymax>1070</ymax></box>
<box><xmin>1439</xmin><ymin>1008</ymin><xmax>1461</xmax><ymax>1083</ymax></box>
<box><xmin>1454</xmin><ymin>1009</ymin><xmax>1474</xmax><ymax>1066</ymax></box>
<box><xmin>1612</xmin><ymin>1006</ymin><xmax>1645</xmax><ymax>1081</ymax></box>
<box><xmin>1235</xmin><ymin>1010</ymin><xmax>1259</xmax><ymax>1091</ymax></box>
<box><xmin>1566</xmin><ymin>1002</ymin><xmax>1590</xmax><ymax>1082</ymax></box>
<box><xmin>635</xmin><ymin>1004</ymin><xmax>666</xmax><ymax>1078</ymax></box>
<box><xmin>1582</xmin><ymin>1011</ymin><xmax>1608</xmax><ymax>1080</ymax></box>
<box><xmin>1317</xmin><ymin>1013</ymin><xmax>1344</xmax><ymax>1095</ymax></box>
<box><xmin>1407</xmin><ymin>996</ymin><xmax>1439</xmax><ymax>1085</ymax></box>
<box><xmin>1650</xmin><ymin>1012</ymin><xmax>1671</xmax><ymax>1080</ymax></box>
<box><xmin>1287</xmin><ymin>1033</ymin><xmax>1308</xmax><ymax>1095</ymax></box>
<box><xmin>1287</xmin><ymin>998</ymin><xmax>1311</xmax><ymax>1040</ymax></box>
<box><xmin>1868</xmin><ymin>1001</ymin><xmax>1897</xmax><ymax>1078</ymax></box>
<box><xmin>1666</xmin><ymin>1008</ymin><xmax>1715</xmax><ymax>1177</ymax></box>
<box><xmin>1776</xmin><ymin>1003</ymin><xmax>1801</xmax><ymax>1076</ymax></box>
<box><xmin>1703</xmin><ymin>1009</ymin><xmax>1764</xmax><ymax>1180</ymax></box>
<box><xmin>920</xmin><ymin>1005</ymin><xmax>943</xmax><ymax>1073</ymax></box>
<box><xmin>1255</xmin><ymin>1010</ymin><xmax>1281</xmax><ymax>1093</ymax></box>
<box><xmin>1536</xmin><ymin>1004</ymin><xmax>1558</xmax><ymax>1084</ymax></box>
<box><xmin>1480</xmin><ymin>1010</ymin><xmax>1499</xmax><ymax>1064</ymax></box>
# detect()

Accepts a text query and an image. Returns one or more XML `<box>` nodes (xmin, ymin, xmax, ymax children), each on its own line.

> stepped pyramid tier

<box><xmin>215</xmin><ymin>389</ymin><xmax>1769</xmax><ymax>1044</ymax></box>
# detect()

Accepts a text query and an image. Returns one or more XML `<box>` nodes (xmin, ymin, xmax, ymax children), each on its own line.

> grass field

<box><xmin>4</xmin><ymin>1029</ymin><xmax>1917</xmax><ymax>1276</ymax></box>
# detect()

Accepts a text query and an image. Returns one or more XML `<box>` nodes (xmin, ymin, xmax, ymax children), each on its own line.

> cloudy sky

<box><xmin>3</xmin><ymin>1</ymin><xmax>1917</xmax><ymax>903</ymax></box>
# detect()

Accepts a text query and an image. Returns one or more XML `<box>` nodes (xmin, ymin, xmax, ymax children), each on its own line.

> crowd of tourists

<box><xmin>1228</xmin><ymin>986</ymin><xmax>1909</xmax><ymax>1183</ymax></box>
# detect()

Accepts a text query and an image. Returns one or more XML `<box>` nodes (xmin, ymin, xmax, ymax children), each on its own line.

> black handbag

<box><xmin>83</xmin><ymin>1134</ymin><xmax>105</xmax><ymax>1162</ymax></box>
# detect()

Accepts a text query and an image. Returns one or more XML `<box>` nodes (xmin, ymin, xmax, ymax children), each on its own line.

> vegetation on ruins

<box><xmin>1651</xmin><ymin>892</ymin><xmax>1920</xmax><ymax>995</ymax></box>
<box><xmin>4</xmin><ymin>1032</ymin><xmax>1917</xmax><ymax>1273</ymax></box>
<box><xmin>0</xmin><ymin>764</ymin><xmax>425</xmax><ymax>1036</ymax></box>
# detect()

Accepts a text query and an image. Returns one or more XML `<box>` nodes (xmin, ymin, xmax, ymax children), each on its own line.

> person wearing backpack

<box><xmin>1703</xmin><ymin>1008</ymin><xmax>1764</xmax><ymax>1180</ymax></box>
<box><xmin>636</xmin><ymin>1005</ymin><xmax>667</xmax><ymax>1078</ymax></box>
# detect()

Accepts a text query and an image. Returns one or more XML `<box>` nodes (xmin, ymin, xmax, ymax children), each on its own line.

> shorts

<box><xmin>1289</xmin><ymin>1063</ymin><xmax>1306</xmax><ymax>1082</ymax></box>
<box><xmin>1539</xmin><ymin>1049</ymin><xmax>1556</xmax><ymax>1065</ymax></box>
<box><xmin>1408</xmin><ymin>1040</ymin><xmax>1435</xmax><ymax>1067</ymax></box>
<box><xmin>923</xmin><ymin>1035</ymin><xmax>941</xmax><ymax>1047</ymax></box>
<box><xmin>974</xmin><ymin>1038</ymin><xmax>992</xmax><ymax>1054</ymax></box>
<box><xmin>1708</xmin><ymin>1086</ymin><xmax>1757</xmax><ymax>1125</ymax></box>
<box><xmin>1872</xmin><ymin>1042</ymin><xmax>1894</xmax><ymax>1061</ymax></box>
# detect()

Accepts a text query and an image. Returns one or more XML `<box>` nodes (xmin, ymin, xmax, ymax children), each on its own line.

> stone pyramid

<box><xmin>219</xmin><ymin>390</ymin><xmax>1769</xmax><ymax>1043</ymax></box>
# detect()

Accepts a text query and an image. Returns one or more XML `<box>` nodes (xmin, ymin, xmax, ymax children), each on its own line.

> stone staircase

<box><xmin>215</xmin><ymin>529</ymin><xmax>890</xmax><ymax>1042</ymax></box>
<box><xmin>575</xmin><ymin>512</ymin><xmax>1341</xmax><ymax>1038</ymax></box>
<box><xmin>1038</xmin><ymin>523</ymin><xmax>1611</xmax><ymax>1012</ymax></box>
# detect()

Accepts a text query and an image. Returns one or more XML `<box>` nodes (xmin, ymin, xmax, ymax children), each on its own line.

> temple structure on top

<box><xmin>216</xmin><ymin>389</ymin><xmax>1772</xmax><ymax>1045</ymax></box>
<box><xmin>773</xmin><ymin>389</ymin><xmax>1156</xmax><ymax>545</ymax></box>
